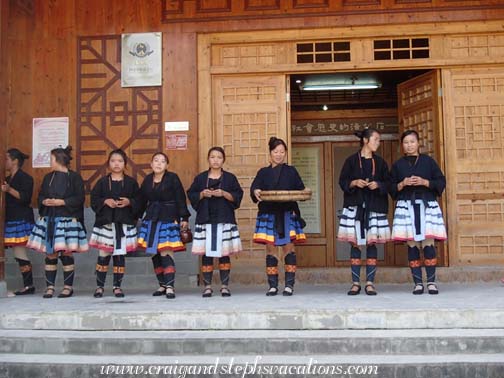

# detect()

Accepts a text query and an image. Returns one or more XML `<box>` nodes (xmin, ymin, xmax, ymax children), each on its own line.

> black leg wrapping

<box><xmin>218</xmin><ymin>256</ymin><xmax>231</xmax><ymax>286</ymax></box>
<box><xmin>15</xmin><ymin>258</ymin><xmax>33</xmax><ymax>287</ymax></box>
<box><xmin>44</xmin><ymin>257</ymin><xmax>58</xmax><ymax>287</ymax></box>
<box><xmin>423</xmin><ymin>245</ymin><xmax>437</xmax><ymax>283</ymax></box>
<box><xmin>266</xmin><ymin>254</ymin><xmax>279</xmax><ymax>289</ymax></box>
<box><xmin>95</xmin><ymin>255</ymin><xmax>111</xmax><ymax>288</ymax></box>
<box><xmin>113</xmin><ymin>255</ymin><xmax>125</xmax><ymax>288</ymax></box>
<box><xmin>366</xmin><ymin>245</ymin><xmax>378</xmax><ymax>283</ymax></box>
<box><xmin>201</xmin><ymin>255</ymin><xmax>214</xmax><ymax>286</ymax></box>
<box><xmin>161</xmin><ymin>255</ymin><xmax>176</xmax><ymax>288</ymax></box>
<box><xmin>284</xmin><ymin>252</ymin><xmax>297</xmax><ymax>289</ymax></box>
<box><xmin>350</xmin><ymin>246</ymin><xmax>362</xmax><ymax>283</ymax></box>
<box><xmin>59</xmin><ymin>255</ymin><xmax>75</xmax><ymax>287</ymax></box>
<box><xmin>152</xmin><ymin>254</ymin><xmax>165</xmax><ymax>287</ymax></box>
<box><xmin>407</xmin><ymin>246</ymin><xmax>423</xmax><ymax>285</ymax></box>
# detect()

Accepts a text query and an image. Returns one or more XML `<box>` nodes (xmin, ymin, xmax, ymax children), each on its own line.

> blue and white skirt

<box><xmin>392</xmin><ymin>200</ymin><xmax>447</xmax><ymax>242</ymax></box>
<box><xmin>337</xmin><ymin>206</ymin><xmax>390</xmax><ymax>246</ymax></box>
<box><xmin>253</xmin><ymin>212</ymin><xmax>306</xmax><ymax>246</ymax></box>
<box><xmin>137</xmin><ymin>220</ymin><xmax>185</xmax><ymax>254</ymax></box>
<box><xmin>89</xmin><ymin>223</ymin><xmax>138</xmax><ymax>255</ymax></box>
<box><xmin>4</xmin><ymin>220</ymin><xmax>34</xmax><ymax>247</ymax></box>
<box><xmin>27</xmin><ymin>217</ymin><xmax>89</xmax><ymax>254</ymax></box>
<box><xmin>192</xmin><ymin>223</ymin><xmax>242</xmax><ymax>257</ymax></box>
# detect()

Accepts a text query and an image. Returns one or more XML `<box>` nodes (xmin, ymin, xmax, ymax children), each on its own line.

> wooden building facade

<box><xmin>1</xmin><ymin>0</ymin><xmax>504</xmax><ymax>285</ymax></box>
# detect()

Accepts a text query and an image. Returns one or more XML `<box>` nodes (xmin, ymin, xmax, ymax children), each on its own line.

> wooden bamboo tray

<box><xmin>260</xmin><ymin>189</ymin><xmax>312</xmax><ymax>202</ymax></box>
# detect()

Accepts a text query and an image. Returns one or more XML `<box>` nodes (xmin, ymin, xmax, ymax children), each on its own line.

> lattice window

<box><xmin>296</xmin><ymin>41</ymin><xmax>351</xmax><ymax>64</ymax></box>
<box><xmin>374</xmin><ymin>38</ymin><xmax>429</xmax><ymax>60</ymax></box>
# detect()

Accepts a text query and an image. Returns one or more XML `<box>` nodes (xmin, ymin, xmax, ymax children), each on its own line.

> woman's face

<box><xmin>5</xmin><ymin>154</ymin><xmax>14</xmax><ymax>170</ymax></box>
<box><xmin>151</xmin><ymin>154</ymin><xmax>168</xmax><ymax>174</ymax></box>
<box><xmin>270</xmin><ymin>144</ymin><xmax>286</xmax><ymax>165</ymax></box>
<box><xmin>365</xmin><ymin>132</ymin><xmax>381</xmax><ymax>153</ymax></box>
<box><xmin>208</xmin><ymin>150</ymin><xmax>224</xmax><ymax>170</ymax></box>
<box><xmin>402</xmin><ymin>134</ymin><xmax>420</xmax><ymax>155</ymax></box>
<box><xmin>109</xmin><ymin>153</ymin><xmax>125</xmax><ymax>174</ymax></box>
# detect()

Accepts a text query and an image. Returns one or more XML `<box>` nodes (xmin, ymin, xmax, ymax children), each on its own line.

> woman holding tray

<box><xmin>250</xmin><ymin>137</ymin><xmax>306</xmax><ymax>297</ymax></box>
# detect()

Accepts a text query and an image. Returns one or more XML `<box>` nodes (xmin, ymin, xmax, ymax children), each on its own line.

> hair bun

<box><xmin>21</xmin><ymin>153</ymin><xmax>30</xmax><ymax>160</ymax></box>
<box><xmin>354</xmin><ymin>130</ymin><xmax>364</xmax><ymax>139</ymax></box>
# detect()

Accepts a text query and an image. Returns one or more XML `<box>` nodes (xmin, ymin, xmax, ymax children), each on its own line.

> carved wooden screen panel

<box><xmin>213</xmin><ymin>75</ymin><xmax>288</xmax><ymax>258</ymax></box>
<box><xmin>443</xmin><ymin>67</ymin><xmax>504</xmax><ymax>265</ymax></box>
<box><xmin>397</xmin><ymin>70</ymin><xmax>447</xmax><ymax>266</ymax></box>
<box><xmin>77</xmin><ymin>36</ymin><xmax>162</xmax><ymax>193</ymax></box>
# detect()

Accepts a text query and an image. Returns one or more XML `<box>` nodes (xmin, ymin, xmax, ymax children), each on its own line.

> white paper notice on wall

<box><xmin>165</xmin><ymin>121</ymin><xmax>189</xmax><ymax>132</ymax></box>
<box><xmin>32</xmin><ymin>117</ymin><xmax>69</xmax><ymax>168</ymax></box>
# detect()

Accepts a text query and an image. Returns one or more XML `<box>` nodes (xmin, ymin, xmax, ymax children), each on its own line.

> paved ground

<box><xmin>1</xmin><ymin>283</ymin><xmax>503</xmax><ymax>313</ymax></box>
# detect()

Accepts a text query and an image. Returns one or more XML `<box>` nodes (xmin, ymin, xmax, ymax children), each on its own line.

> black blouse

<box><xmin>187</xmin><ymin>170</ymin><xmax>243</xmax><ymax>225</ymax></box>
<box><xmin>389</xmin><ymin>154</ymin><xmax>446</xmax><ymax>202</ymax></box>
<box><xmin>37</xmin><ymin>170</ymin><xmax>85</xmax><ymax>221</ymax></box>
<box><xmin>137</xmin><ymin>171</ymin><xmax>190</xmax><ymax>222</ymax></box>
<box><xmin>5</xmin><ymin>169</ymin><xmax>34</xmax><ymax>223</ymax></box>
<box><xmin>339</xmin><ymin>152</ymin><xmax>390</xmax><ymax>214</ymax></box>
<box><xmin>90</xmin><ymin>174</ymin><xmax>140</xmax><ymax>227</ymax></box>
<box><xmin>250</xmin><ymin>164</ymin><xmax>305</xmax><ymax>215</ymax></box>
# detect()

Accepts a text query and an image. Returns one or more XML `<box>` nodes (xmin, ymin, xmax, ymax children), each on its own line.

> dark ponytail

<box><xmin>354</xmin><ymin>128</ymin><xmax>379</xmax><ymax>147</ymax></box>
<box><xmin>7</xmin><ymin>148</ymin><xmax>29</xmax><ymax>168</ymax></box>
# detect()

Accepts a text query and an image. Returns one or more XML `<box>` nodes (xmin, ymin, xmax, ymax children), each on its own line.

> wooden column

<box><xmin>0</xmin><ymin>0</ymin><xmax>9</xmax><ymax>294</ymax></box>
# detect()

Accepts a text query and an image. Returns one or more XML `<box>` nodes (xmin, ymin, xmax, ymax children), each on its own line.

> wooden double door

<box><xmin>210</xmin><ymin>71</ymin><xmax>447</xmax><ymax>267</ymax></box>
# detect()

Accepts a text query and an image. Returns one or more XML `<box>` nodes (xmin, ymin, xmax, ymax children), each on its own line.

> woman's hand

<box><xmin>43</xmin><ymin>198</ymin><xmax>65</xmax><ymax>207</ymax></box>
<box><xmin>410</xmin><ymin>176</ymin><xmax>429</xmax><ymax>187</ymax></box>
<box><xmin>351</xmin><ymin>179</ymin><xmax>368</xmax><ymax>189</ymax></box>
<box><xmin>1</xmin><ymin>182</ymin><xmax>10</xmax><ymax>193</ymax></box>
<box><xmin>201</xmin><ymin>189</ymin><xmax>213</xmax><ymax>199</ymax></box>
<box><xmin>367</xmin><ymin>181</ymin><xmax>379</xmax><ymax>190</ymax></box>
<box><xmin>104</xmin><ymin>198</ymin><xmax>117</xmax><ymax>208</ymax></box>
<box><xmin>211</xmin><ymin>189</ymin><xmax>224</xmax><ymax>197</ymax></box>
<box><xmin>180</xmin><ymin>221</ymin><xmax>189</xmax><ymax>230</ymax></box>
<box><xmin>253</xmin><ymin>189</ymin><xmax>262</xmax><ymax>202</ymax></box>
<box><xmin>116</xmin><ymin>197</ymin><xmax>131</xmax><ymax>208</ymax></box>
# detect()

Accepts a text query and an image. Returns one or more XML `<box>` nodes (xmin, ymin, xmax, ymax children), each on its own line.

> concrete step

<box><xmin>1</xmin><ymin>353</ymin><xmax>504</xmax><ymax>378</ymax></box>
<box><xmin>1</xmin><ymin>329</ymin><xmax>504</xmax><ymax>356</ymax></box>
<box><xmin>1</xmin><ymin>284</ymin><xmax>504</xmax><ymax>331</ymax></box>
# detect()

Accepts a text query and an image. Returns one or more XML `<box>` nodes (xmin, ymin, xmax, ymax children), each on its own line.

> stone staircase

<box><xmin>0</xmin><ymin>284</ymin><xmax>504</xmax><ymax>377</ymax></box>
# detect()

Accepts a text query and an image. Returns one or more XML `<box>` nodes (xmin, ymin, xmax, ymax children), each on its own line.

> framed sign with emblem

<box><xmin>121</xmin><ymin>32</ymin><xmax>162</xmax><ymax>87</ymax></box>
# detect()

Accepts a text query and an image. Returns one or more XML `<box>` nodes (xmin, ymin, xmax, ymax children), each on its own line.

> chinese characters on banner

<box><xmin>292</xmin><ymin>118</ymin><xmax>398</xmax><ymax>136</ymax></box>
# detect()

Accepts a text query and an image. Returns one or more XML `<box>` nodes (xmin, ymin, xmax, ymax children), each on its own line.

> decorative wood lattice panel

<box><xmin>444</xmin><ymin>67</ymin><xmax>504</xmax><ymax>263</ymax></box>
<box><xmin>448</xmin><ymin>34</ymin><xmax>504</xmax><ymax>59</ymax></box>
<box><xmin>458</xmin><ymin>235</ymin><xmax>504</xmax><ymax>257</ymax></box>
<box><xmin>213</xmin><ymin>76</ymin><xmax>287</xmax><ymax>256</ymax></box>
<box><xmin>162</xmin><ymin>0</ymin><xmax>501</xmax><ymax>23</ymax></box>
<box><xmin>398</xmin><ymin>71</ymin><xmax>441</xmax><ymax>157</ymax></box>
<box><xmin>454</xmin><ymin>105</ymin><xmax>504</xmax><ymax>159</ymax></box>
<box><xmin>212</xmin><ymin>43</ymin><xmax>289</xmax><ymax>68</ymax></box>
<box><xmin>457</xmin><ymin>200</ymin><xmax>504</xmax><ymax>223</ymax></box>
<box><xmin>77</xmin><ymin>36</ymin><xmax>162</xmax><ymax>192</ymax></box>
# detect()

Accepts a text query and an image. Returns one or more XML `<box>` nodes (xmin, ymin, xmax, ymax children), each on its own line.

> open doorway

<box><xmin>290</xmin><ymin>69</ymin><xmax>447</xmax><ymax>268</ymax></box>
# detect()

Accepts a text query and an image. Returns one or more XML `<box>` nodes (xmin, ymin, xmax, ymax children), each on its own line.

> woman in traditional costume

<box><xmin>390</xmin><ymin>130</ymin><xmax>447</xmax><ymax>295</ymax></box>
<box><xmin>251</xmin><ymin>137</ymin><xmax>306</xmax><ymax>297</ymax></box>
<box><xmin>187</xmin><ymin>147</ymin><xmax>243</xmax><ymax>298</ymax></box>
<box><xmin>27</xmin><ymin>146</ymin><xmax>88</xmax><ymax>298</ymax></box>
<box><xmin>337</xmin><ymin>128</ymin><xmax>390</xmax><ymax>296</ymax></box>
